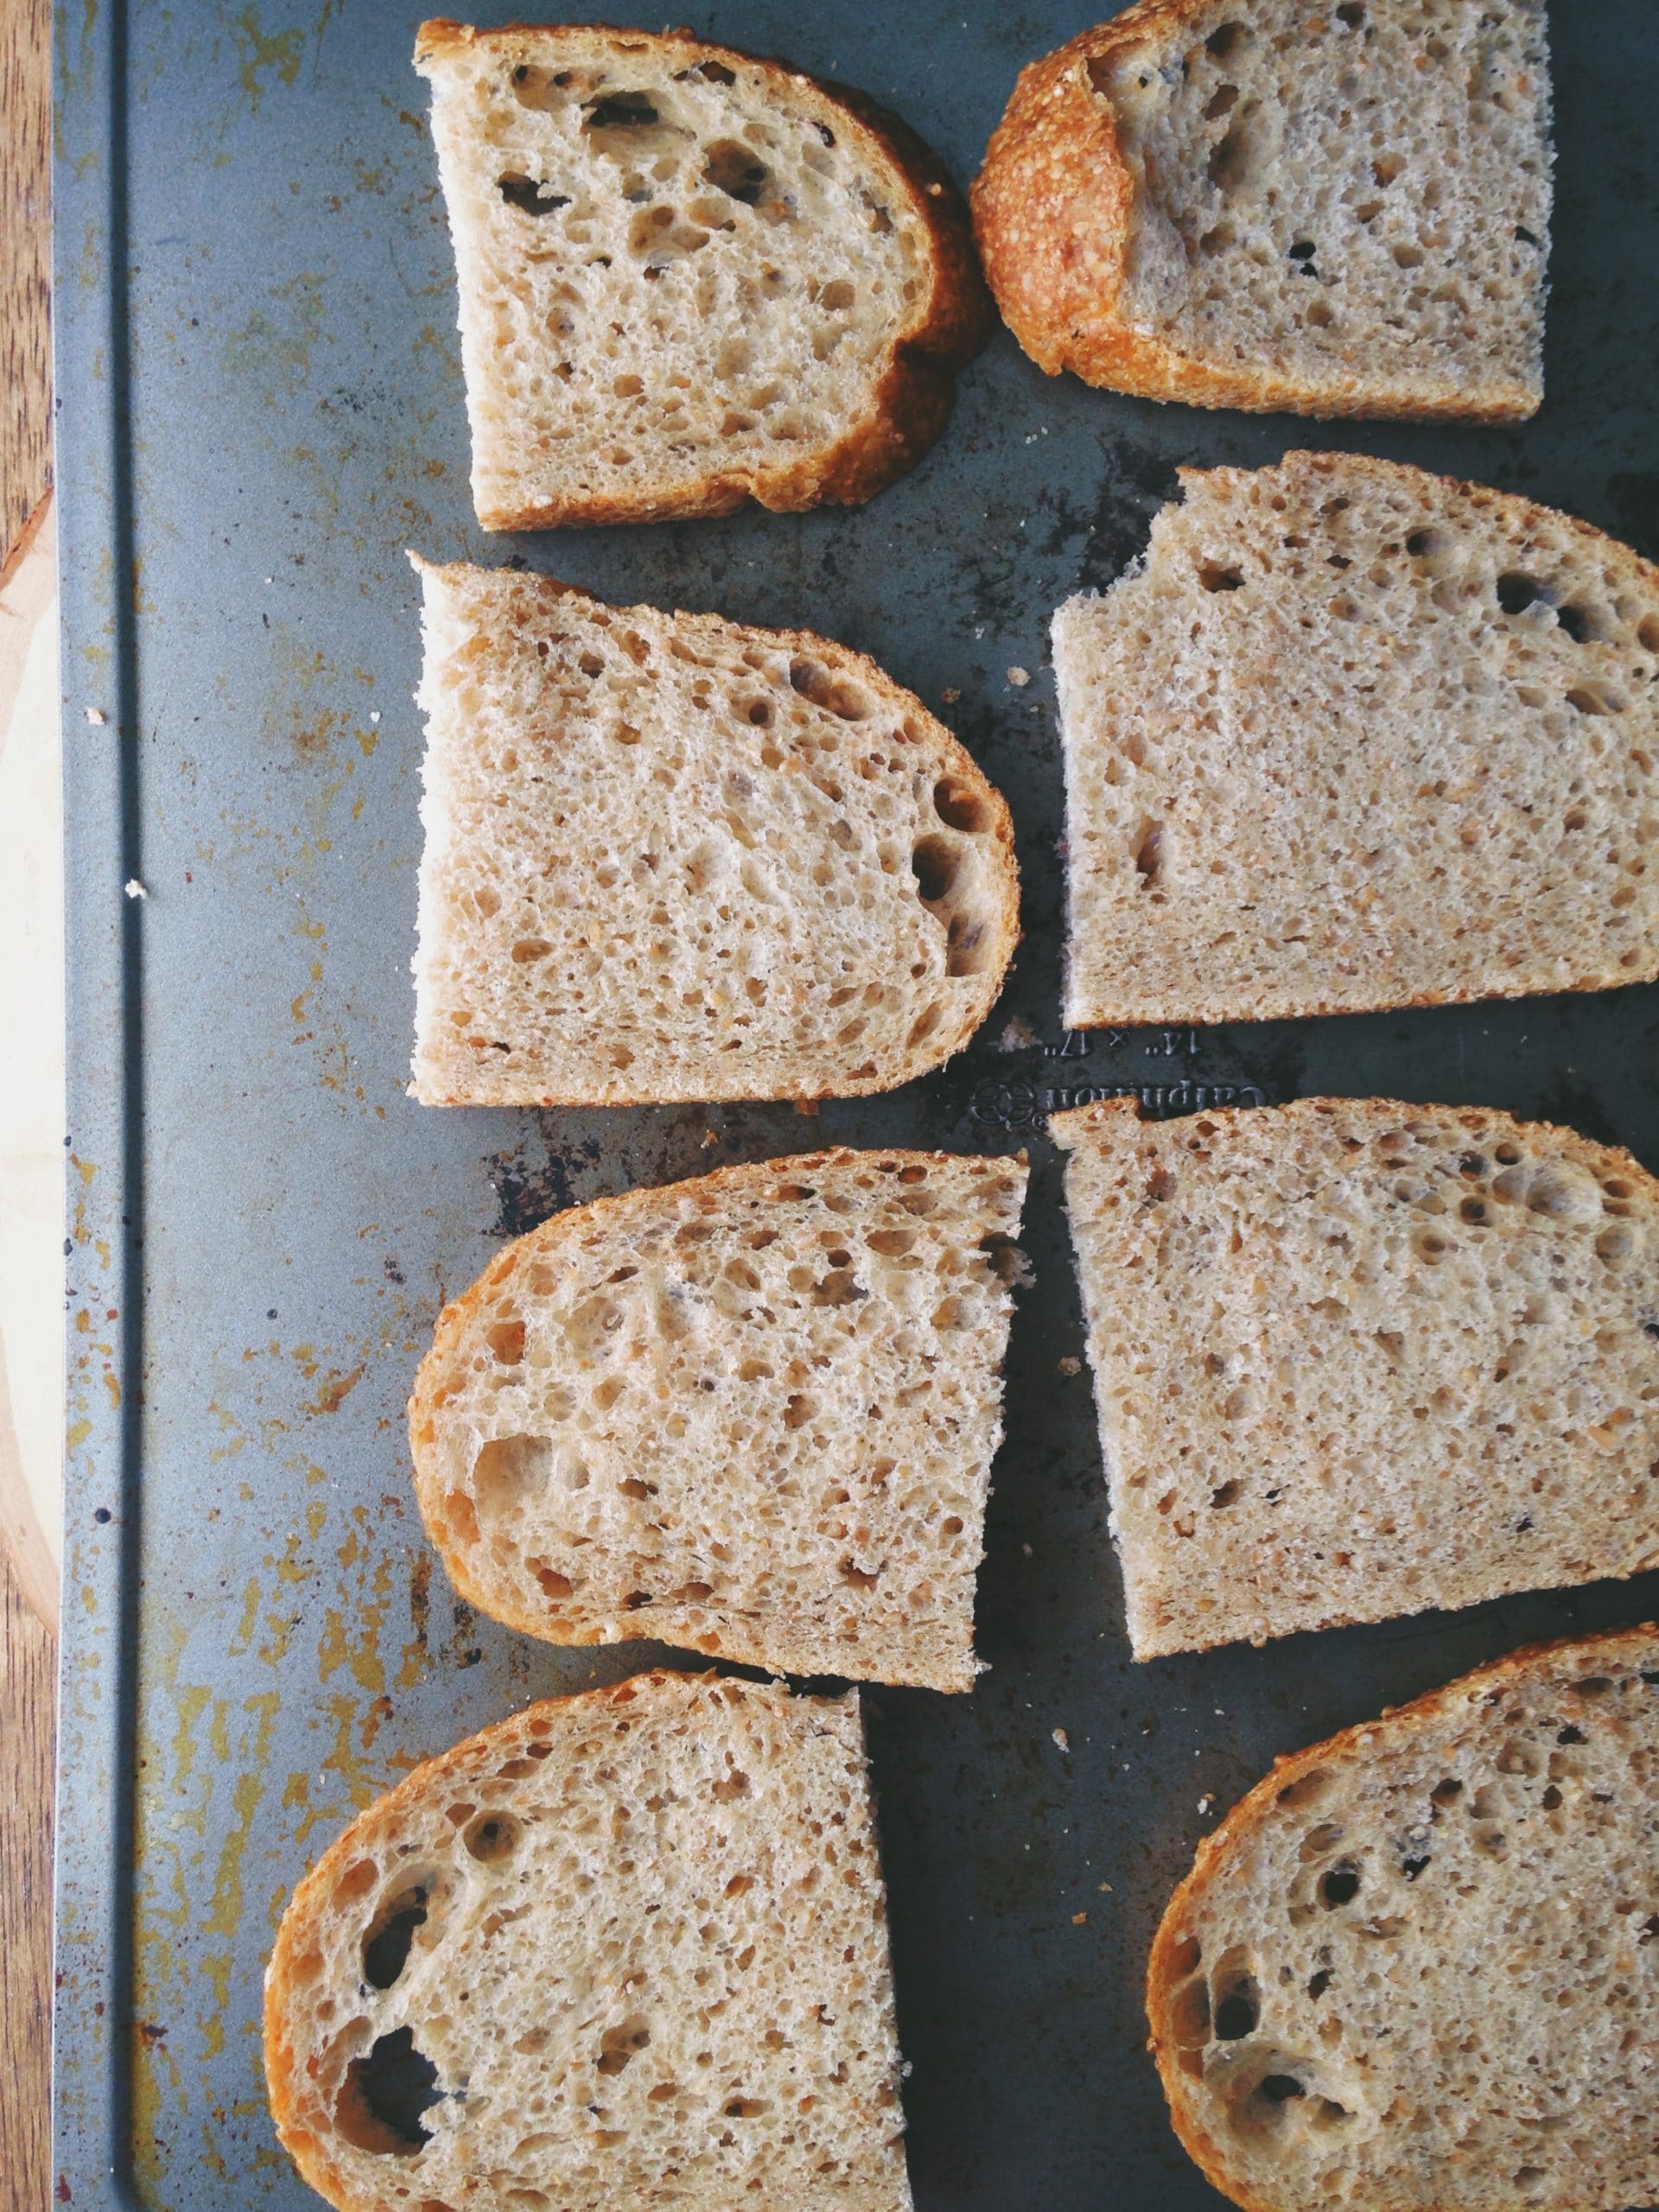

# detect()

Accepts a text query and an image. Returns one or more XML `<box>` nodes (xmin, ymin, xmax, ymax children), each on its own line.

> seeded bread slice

<box><xmin>415</xmin><ymin>21</ymin><xmax>992</xmax><ymax>528</ymax></box>
<box><xmin>1053</xmin><ymin>1095</ymin><xmax>1659</xmax><ymax>1659</ymax></box>
<box><xmin>1054</xmin><ymin>452</ymin><xmax>1659</xmax><ymax>1029</ymax></box>
<box><xmin>264</xmin><ymin>1669</ymin><xmax>912</xmax><ymax>2212</ymax></box>
<box><xmin>1147</xmin><ymin>1625</ymin><xmax>1659</xmax><ymax>2212</ymax></box>
<box><xmin>410</xmin><ymin>557</ymin><xmax>1019</xmax><ymax>1106</ymax></box>
<box><xmin>972</xmin><ymin>0</ymin><xmax>1551</xmax><ymax>420</ymax></box>
<box><xmin>410</xmin><ymin>1147</ymin><xmax>1027</xmax><ymax>1693</ymax></box>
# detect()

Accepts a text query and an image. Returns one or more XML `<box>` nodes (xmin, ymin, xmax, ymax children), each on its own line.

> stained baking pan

<box><xmin>51</xmin><ymin>3</ymin><xmax>1659</xmax><ymax>2205</ymax></box>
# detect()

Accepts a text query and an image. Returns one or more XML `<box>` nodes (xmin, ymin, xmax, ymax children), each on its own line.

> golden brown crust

<box><xmin>1146</xmin><ymin>1622</ymin><xmax>1659</xmax><ymax>2209</ymax></box>
<box><xmin>408</xmin><ymin>1147</ymin><xmax>1022</xmax><ymax>1685</ymax></box>
<box><xmin>415</xmin><ymin>21</ymin><xmax>994</xmax><ymax>525</ymax></box>
<box><xmin>409</xmin><ymin>561</ymin><xmax>1021</xmax><ymax>1106</ymax></box>
<box><xmin>970</xmin><ymin>3</ymin><xmax>1538</xmax><ymax>423</ymax></box>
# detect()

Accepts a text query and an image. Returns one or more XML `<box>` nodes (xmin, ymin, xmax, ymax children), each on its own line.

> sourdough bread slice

<box><xmin>1147</xmin><ymin>1625</ymin><xmax>1659</xmax><ymax>2212</ymax></box>
<box><xmin>1053</xmin><ymin>1096</ymin><xmax>1659</xmax><ymax>1659</ymax></box>
<box><xmin>264</xmin><ymin>1669</ymin><xmax>912</xmax><ymax>2212</ymax></box>
<box><xmin>410</xmin><ymin>558</ymin><xmax>1018</xmax><ymax>1106</ymax></box>
<box><xmin>410</xmin><ymin>1148</ymin><xmax>1027</xmax><ymax>1693</ymax></box>
<box><xmin>1054</xmin><ymin>452</ymin><xmax>1659</xmax><ymax>1028</ymax></box>
<box><xmin>972</xmin><ymin>0</ymin><xmax>1551</xmax><ymax>421</ymax></box>
<box><xmin>415</xmin><ymin>21</ymin><xmax>991</xmax><ymax>528</ymax></box>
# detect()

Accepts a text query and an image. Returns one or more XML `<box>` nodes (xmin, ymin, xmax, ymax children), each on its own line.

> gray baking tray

<box><xmin>51</xmin><ymin>3</ymin><xmax>1659</xmax><ymax>2205</ymax></box>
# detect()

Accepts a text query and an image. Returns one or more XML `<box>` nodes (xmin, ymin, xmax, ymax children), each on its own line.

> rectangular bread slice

<box><xmin>1054</xmin><ymin>1095</ymin><xmax>1659</xmax><ymax>1658</ymax></box>
<box><xmin>1147</xmin><ymin>1625</ymin><xmax>1659</xmax><ymax>2212</ymax></box>
<box><xmin>973</xmin><ymin>0</ymin><xmax>1551</xmax><ymax>421</ymax></box>
<box><xmin>1054</xmin><ymin>452</ymin><xmax>1659</xmax><ymax>1028</ymax></box>
<box><xmin>415</xmin><ymin>21</ymin><xmax>991</xmax><ymax>528</ymax></box>
<box><xmin>410</xmin><ymin>1147</ymin><xmax>1028</xmax><ymax>1693</ymax></box>
<box><xmin>265</xmin><ymin>1669</ymin><xmax>912</xmax><ymax>2212</ymax></box>
<box><xmin>410</xmin><ymin>557</ymin><xmax>1018</xmax><ymax>1106</ymax></box>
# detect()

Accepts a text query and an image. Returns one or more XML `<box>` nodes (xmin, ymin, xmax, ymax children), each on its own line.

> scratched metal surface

<box><xmin>50</xmin><ymin>1</ymin><xmax>1659</xmax><ymax>2205</ymax></box>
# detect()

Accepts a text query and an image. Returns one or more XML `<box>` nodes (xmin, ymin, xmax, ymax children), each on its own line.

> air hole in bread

<box><xmin>597</xmin><ymin>2013</ymin><xmax>652</xmax><ymax>2075</ymax></box>
<box><xmin>1497</xmin><ymin>571</ymin><xmax>1548</xmax><ymax>616</ymax></box>
<box><xmin>1212</xmin><ymin>1973</ymin><xmax>1260</xmax><ymax>2042</ymax></box>
<box><xmin>584</xmin><ymin>90</ymin><xmax>661</xmax><ymax>131</ymax></box>
<box><xmin>474</xmin><ymin>1435</ymin><xmax>555</xmax><ymax>1518</ymax></box>
<box><xmin>463</xmin><ymin>1810</ymin><xmax>523</xmax><ymax>1863</ymax></box>
<box><xmin>1258</xmin><ymin>2073</ymin><xmax>1304</xmax><ymax>2107</ymax></box>
<box><xmin>486</xmin><ymin>1318</ymin><xmax>526</xmax><ymax>1365</ymax></box>
<box><xmin>362</xmin><ymin>1885</ymin><xmax>431</xmax><ymax>1989</ymax></box>
<box><xmin>790</xmin><ymin>658</ymin><xmax>872</xmax><ymax>720</ymax></box>
<box><xmin>702</xmin><ymin>138</ymin><xmax>769</xmax><ymax>205</ymax></box>
<box><xmin>335</xmin><ymin>2026</ymin><xmax>442</xmax><ymax>2155</ymax></box>
<box><xmin>1206</xmin><ymin>22</ymin><xmax>1247</xmax><ymax>61</ymax></box>
<box><xmin>933</xmin><ymin>777</ymin><xmax>990</xmax><ymax>835</ymax></box>
<box><xmin>1198</xmin><ymin>561</ymin><xmax>1245</xmax><ymax>593</ymax></box>
<box><xmin>1319</xmin><ymin>1862</ymin><xmax>1360</xmax><ymax>1907</ymax></box>
<box><xmin>1336</xmin><ymin>2</ymin><xmax>1364</xmax><ymax>24</ymax></box>
<box><xmin>497</xmin><ymin>173</ymin><xmax>571</xmax><ymax>217</ymax></box>
<box><xmin>911</xmin><ymin>835</ymin><xmax>958</xmax><ymax>905</ymax></box>
<box><xmin>1132</xmin><ymin>818</ymin><xmax>1164</xmax><ymax>888</ymax></box>
<box><xmin>1207</xmin><ymin>118</ymin><xmax>1256</xmax><ymax>194</ymax></box>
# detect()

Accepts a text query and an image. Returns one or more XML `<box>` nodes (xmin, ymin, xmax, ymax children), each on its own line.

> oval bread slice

<box><xmin>411</xmin><ymin>557</ymin><xmax>1020</xmax><ymax>1105</ymax></box>
<box><xmin>972</xmin><ymin>0</ymin><xmax>1551</xmax><ymax>421</ymax></box>
<box><xmin>264</xmin><ymin>1669</ymin><xmax>912</xmax><ymax>2212</ymax></box>
<box><xmin>410</xmin><ymin>1147</ymin><xmax>1028</xmax><ymax>1692</ymax></box>
<box><xmin>1054</xmin><ymin>452</ymin><xmax>1659</xmax><ymax>1027</ymax></box>
<box><xmin>1053</xmin><ymin>1095</ymin><xmax>1659</xmax><ymax>1658</ymax></box>
<box><xmin>415</xmin><ymin>20</ymin><xmax>992</xmax><ymax>528</ymax></box>
<box><xmin>1147</xmin><ymin>1625</ymin><xmax>1659</xmax><ymax>2212</ymax></box>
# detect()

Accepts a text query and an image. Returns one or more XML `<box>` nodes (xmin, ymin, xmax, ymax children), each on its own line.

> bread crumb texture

<box><xmin>415</xmin><ymin>21</ymin><xmax>990</xmax><ymax>525</ymax></box>
<box><xmin>1055</xmin><ymin>452</ymin><xmax>1659</xmax><ymax>1027</ymax></box>
<box><xmin>410</xmin><ymin>1148</ymin><xmax>1027</xmax><ymax>1692</ymax></box>
<box><xmin>1054</xmin><ymin>1096</ymin><xmax>1659</xmax><ymax>1658</ymax></box>
<box><xmin>264</xmin><ymin>1671</ymin><xmax>912</xmax><ymax>2212</ymax></box>
<box><xmin>410</xmin><ymin>559</ymin><xmax>1019</xmax><ymax>1105</ymax></box>
<box><xmin>973</xmin><ymin>0</ymin><xmax>1550</xmax><ymax>420</ymax></box>
<box><xmin>1148</xmin><ymin>1627</ymin><xmax>1659</xmax><ymax>2212</ymax></box>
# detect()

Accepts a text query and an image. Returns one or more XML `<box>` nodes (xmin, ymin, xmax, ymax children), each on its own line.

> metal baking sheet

<box><xmin>52</xmin><ymin>3</ymin><xmax>1659</xmax><ymax>2205</ymax></box>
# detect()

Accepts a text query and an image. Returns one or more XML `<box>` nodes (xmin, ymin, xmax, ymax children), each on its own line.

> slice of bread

<box><xmin>1147</xmin><ymin>1625</ymin><xmax>1659</xmax><ymax>2212</ymax></box>
<box><xmin>410</xmin><ymin>1147</ymin><xmax>1027</xmax><ymax>1693</ymax></box>
<box><xmin>264</xmin><ymin>1669</ymin><xmax>912</xmax><ymax>2212</ymax></box>
<box><xmin>1052</xmin><ymin>1095</ymin><xmax>1659</xmax><ymax>1660</ymax></box>
<box><xmin>1054</xmin><ymin>452</ymin><xmax>1659</xmax><ymax>1029</ymax></box>
<box><xmin>410</xmin><ymin>558</ymin><xmax>1019</xmax><ymax>1107</ymax></box>
<box><xmin>414</xmin><ymin>21</ymin><xmax>991</xmax><ymax>528</ymax></box>
<box><xmin>972</xmin><ymin>0</ymin><xmax>1551</xmax><ymax>421</ymax></box>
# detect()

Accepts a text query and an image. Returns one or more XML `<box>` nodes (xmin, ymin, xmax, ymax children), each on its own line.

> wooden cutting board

<box><xmin>0</xmin><ymin>492</ymin><xmax>63</xmax><ymax>1633</ymax></box>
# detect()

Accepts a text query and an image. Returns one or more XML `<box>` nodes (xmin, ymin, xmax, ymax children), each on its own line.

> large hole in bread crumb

<box><xmin>363</xmin><ymin>1885</ymin><xmax>431</xmax><ymax>1990</ymax></box>
<box><xmin>790</xmin><ymin>658</ymin><xmax>872</xmax><ymax>720</ymax></box>
<box><xmin>597</xmin><ymin>2014</ymin><xmax>651</xmax><ymax>2075</ymax></box>
<box><xmin>463</xmin><ymin>1810</ymin><xmax>522</xmax><ymax>1864</ymax></box>
<box><xmin>933</xmin><ymin>777</ymin><xmax>990</xmax><ymax>835</ymax></box>
<box><xmin>473</xmin><ymin>1435</ymin><xmax>555</xmax><ymax>1520</ymax></box>
<box><xmin>497</xmin><ymin>174</ymin><xmax>571</xmax><ymax>217</ymax></box>
<box><xmin>336</xmin><ymin>2028</ymin><xmax>441</xmax><ymax>2155</ymax></box>
<box><xmin>702</xmin><ymin>138</ymin><xmax>769</xmax><ymax>205</ymax></box>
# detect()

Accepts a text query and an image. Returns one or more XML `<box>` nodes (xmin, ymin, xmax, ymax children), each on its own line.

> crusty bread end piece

<box><xmin>416</xmin><ymin>20</ymin><xmax>992</xmax><ymax>527</ymax></box>
<box><xmin>411</xmin><ymin>558</ymin><xmax>1019</xmax><ymax>1106</ymax></box>
<box><xmin>265</xmin><ymin>1669</ymin><xmax>912</xmax><ymax>2212</ymax></box>
<box><xmin>1055</xmin><ymin>452</ymin><xmax>1659</xmax><ymax>1029</ymax></box>
<box><xmin>1148</xmin><ymin>1625</ymin><xmax>1659</xmax><ymax>2212</ymax></box>
<box><xmin>973</xmin><ymin>0</ymin><xmax>1551</xmax><ymax>421</ymax></box>
<box><xmin>410</xmin><ymin>1147</ymin><xmax>1028</xmax><ymax>1692</ymax></box>
<box><xmin>1054</xmin><ymin>1096</ymin><xmax>1659</xmax><ymax>1658</ymax></box>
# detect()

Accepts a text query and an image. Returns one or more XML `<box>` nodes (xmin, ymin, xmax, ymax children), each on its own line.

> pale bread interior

<box><xmin>1099</xmin><ymin>0</ymin><xmax>1550</xmax><ymax>415</ymax></box>
<box><xmin>1056</xmin><ymin>452</ymin><xmax>1659</xmax><ymax>1027</ymax></box>
<box><xmin>412</xmin><ymin>558</ymin><xmax>1018</xmax><ymax>1106</ymax></box>
<box><xmin>417</xmin><ymin>25</ymin><xmax>947</xmax><ymax>524</ymax></box>
<box><xmin>1151</xmin><ymin>1630</ymin><xmax>1659</xmax><ymax>2212</ymax></box>
<box><xmin>411</xmin><ymin>1149</ymin><xmax>1027</xmax><ymax>1692</ymax></box>
<box><xmin>265</xmin><ymin>1673</ymin><xmax>912</xmax><ymax>2212</ymax></box>
<box><xmin>1056</xmin><ymin>1097</ymin><xmax>1659</xmax><ymax>1658</ymax></box>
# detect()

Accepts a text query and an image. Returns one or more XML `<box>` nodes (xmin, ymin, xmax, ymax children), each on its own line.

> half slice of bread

<box><xmin>1147</xmin><ymin>1625</ymin><xmax>1659</xmax><ymax>2212</ymax></box>
<box><xmin>972</xmin><ymin>0</ymin><xmax>1551</xmax><ymax>421</ymax></box>
<box><xmin>415</xmin><ymin>21</ymin><xmax>992</xmax><ymax>528</ymax></box>
<box><xmin>410</xmin><ymin>558</ymin><xmax>1018</xmax><ymax>1106</ymax></box>
<box><xmin>1053</xmin><ymin>1096</ymin><xmax>1659</xmax><ymax>1660</ymax></box>
<box><xmin>410</xmin><ymin>1148</ymin><xmax>1027</xmax><ymax>1693</ymax></box>
<box><xmin>1054</xmin><ymin>453</ymin><xmax>1659</xmax><ymax>1029</ymax></box>
<box><xmin>265</xmin><ymin>1669</ymin><xmax>912</xmax><ymax>2212</ymax></box>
